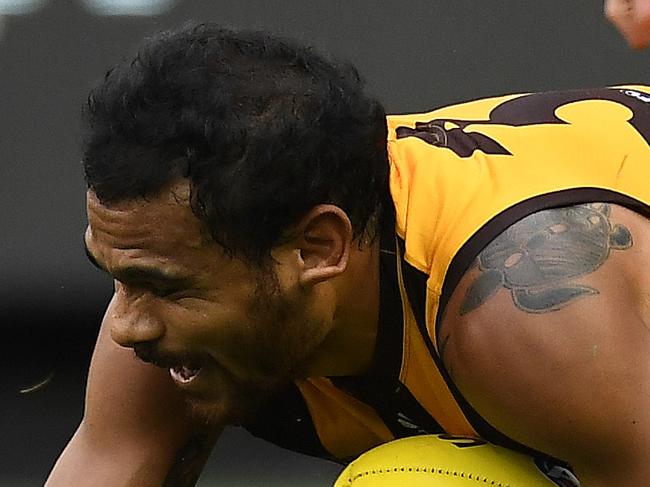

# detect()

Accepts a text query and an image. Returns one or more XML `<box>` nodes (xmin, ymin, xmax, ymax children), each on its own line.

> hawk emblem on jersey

<box><xmin>461</xmin><ymin>203</ymin><xmax>633</xmax><ymax>314</ymax></box>
<box><xmin>396</xmin><ymin>88</ymin><xmax>650</xmax><ymax>158</ymax></box>
<box><xmin>395</xmin><ymin>120</ymin><xmax>511</xmax><ymax>157</ymax></box>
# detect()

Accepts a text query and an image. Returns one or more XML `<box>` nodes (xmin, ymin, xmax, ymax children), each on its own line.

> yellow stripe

<box><xmin>296</xmin><ymin>378</ymin><xmax>394</xmax><ymax>460</ymax></box>
<box><xmin>395</xmin><ymin>242</ymin><xmax>477</xmax><ymax>437</ymax></box>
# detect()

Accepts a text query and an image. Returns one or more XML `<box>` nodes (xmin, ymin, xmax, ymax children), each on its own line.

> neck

<box><xmin>298</xmin><ymin>240</ymin><xmax>381</xmax><ymax>378</ymax></box>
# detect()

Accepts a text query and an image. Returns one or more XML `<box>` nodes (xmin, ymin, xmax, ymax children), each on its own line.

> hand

<box><xmin>605</xmin><ymin>0</ymin><xmax>650</xmax><ymax>48</ymax></box>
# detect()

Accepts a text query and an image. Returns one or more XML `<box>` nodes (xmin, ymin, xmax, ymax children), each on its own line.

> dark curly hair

<box><xmin>83</xmin><ymin>22</ymin><xmax>390</xmax><ymax>264</ymax></box>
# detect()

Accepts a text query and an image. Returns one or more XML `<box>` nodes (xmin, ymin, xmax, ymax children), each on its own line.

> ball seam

<box><xmin>345</xmin><ymin>465</ymin><xmax>510</xmax><ymax>486</ymax></box>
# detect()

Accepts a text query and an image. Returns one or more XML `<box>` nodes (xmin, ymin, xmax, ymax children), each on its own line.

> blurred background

<box><xmin>1</xmin><ymin>1</ymin><xmax>649</xmax><ymax>485</ymax></box>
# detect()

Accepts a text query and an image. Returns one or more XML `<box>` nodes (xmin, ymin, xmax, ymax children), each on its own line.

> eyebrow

<box><xmin>83</xmin><ymin>237</ymin><xmax>194</xmax><ymax>287</ymax></box>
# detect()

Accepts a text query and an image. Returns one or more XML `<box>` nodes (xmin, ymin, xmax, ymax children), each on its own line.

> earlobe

<box><xmin>297</xmin><ymin>205</ymin><xmax>353</xmax><ymax>287</ymax></box>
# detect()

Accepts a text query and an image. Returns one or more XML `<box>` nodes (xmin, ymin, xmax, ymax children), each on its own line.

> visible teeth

<box><xmin>170</xmin><ymin>365</ymin><xmax>201</xmax><ymax>383</ymax></box>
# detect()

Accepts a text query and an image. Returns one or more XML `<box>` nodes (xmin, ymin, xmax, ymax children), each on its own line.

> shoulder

<box><xmin>438</xmin><ymin>202</ymin><xmax>650</xmax><ymax>480</ymax></box>
<box><xmin>456</xmin><ymin>202</ymin><xmax>633</xmax><ymax>316</ymax></box>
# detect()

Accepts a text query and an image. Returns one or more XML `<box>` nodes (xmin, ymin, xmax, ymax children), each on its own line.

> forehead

<box><xmin>85</xmin><ymin>181</ymin><xmax>210</xmax><ymax>261</ymax></box>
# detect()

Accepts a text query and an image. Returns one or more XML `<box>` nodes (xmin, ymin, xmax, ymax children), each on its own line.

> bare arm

<box><xmin>605</xmin><ymin>0</ymin><xmax>650</xmax><ymax>48</ymax></box>
<box><xmin>440</xmin><ymin>203</ymin><xmax>650</xmax><ymax>484</ymax></box>
<box><xmin>46</xmin><ymin>314</ymin><xmax>223</xmax><ymax>487</ymax></box>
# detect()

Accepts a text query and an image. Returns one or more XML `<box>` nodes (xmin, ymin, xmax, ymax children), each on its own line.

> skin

<box><xmin>605</xmin><ymin>0</ymin><xmax>650</xmax><ymax>48</ymax></box>
<box><xmin>440</xmin><ymin>204</ymin><xmax>650</xmax><ymax>485</ymax></box>
<box><xmin>47</xmin><ymin>179</ymin><xmax>380</xmax><ymax>486</ymax></box>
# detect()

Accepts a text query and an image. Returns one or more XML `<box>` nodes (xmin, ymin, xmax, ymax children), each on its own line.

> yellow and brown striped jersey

<box><xmin>243</xmin><ymin>86</ymin><xmax>650</xmax><ymax>463</ymax></box>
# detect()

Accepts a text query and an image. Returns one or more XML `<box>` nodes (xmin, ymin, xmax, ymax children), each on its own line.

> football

<box><xmin>333</xmin><ymin>434</ymin><xmax>579</xmax><ymax>486</ymax></box>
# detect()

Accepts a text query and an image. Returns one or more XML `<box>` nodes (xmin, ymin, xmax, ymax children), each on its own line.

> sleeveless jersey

<box><xmin>243</xmin><ymin>86</ymin><xmax>650</xmax><ymax>464</ymax></box>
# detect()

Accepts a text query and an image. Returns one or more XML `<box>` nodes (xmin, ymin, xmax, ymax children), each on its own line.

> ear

<box><xmin>293</xmin><ymin>205</ymin><xmax>353</xmax><ymax>287</ymax></box>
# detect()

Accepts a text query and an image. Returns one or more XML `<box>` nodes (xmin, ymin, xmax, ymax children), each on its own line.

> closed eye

<box><xmin>148</xmin><ymin>283</ymin><xmax>188</xmax><ymax>299</ymax></box>
<box><xmin>83</xmin><ymin>236</ymin><xmax>196</xmax><ymax>297</ymax></box>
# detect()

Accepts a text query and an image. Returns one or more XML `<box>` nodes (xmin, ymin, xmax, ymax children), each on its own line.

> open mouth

<box><xmin>169</xmin><ymin>363</ymin><xmax>202</xmax><ymax>384</ymax></box>
<box><xmin>133</xmin><ymin>344</ymin><xmax>205</xmax><ymax>385</ymax></box>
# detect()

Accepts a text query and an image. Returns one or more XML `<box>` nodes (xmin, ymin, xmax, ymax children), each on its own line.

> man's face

<box><xmin>84</xmin><ymin>181</ymin><xmax>331</xmax><ymax>424</ymax></box>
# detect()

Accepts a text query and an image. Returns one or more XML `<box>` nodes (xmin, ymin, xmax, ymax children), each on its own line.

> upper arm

<box><xmin>47</xmin><ymin>300</ymin><xmax>223</xmax><ymax>486</ymax></box>
<box><xmin>439</xmin><ymin>203</ymin><xmax>650</xmax><ymax>484</ymax></box>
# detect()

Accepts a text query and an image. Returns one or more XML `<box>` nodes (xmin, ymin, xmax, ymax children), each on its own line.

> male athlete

<box><xmin>47</xmin><ymin>23</ymin><xmax>650</xmax><ymax>486</ymax></box>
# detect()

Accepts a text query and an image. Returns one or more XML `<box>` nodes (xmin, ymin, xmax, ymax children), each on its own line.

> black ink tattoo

<box><xmin>162</xmin><ymin>433</ymin><xmax>212</xmax><ymax>487</ymax></box>
<box><xmin>460</xmin><ymin>203</ymin><xmax>632</xmax><ymax>315</ymax></box>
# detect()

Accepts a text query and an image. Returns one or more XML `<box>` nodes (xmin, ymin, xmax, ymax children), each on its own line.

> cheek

<box><xmin>188</xmin><ymin>293</ymin><xmax>296</xmax><ymax>375</ymax></box>
<box><xmin>163</xmin><ymin>290</ymin><xmax>319</xmax><ymax>380</ymax></box>
<box><xmin>247</xmin><ymin>297</ymin><xmax>325</xmax><ymax>371</ymax></box>
<box><xmin>157</xmin><ymin>298</ymin><xmax>227</xmax><ymax>344</ymax></box>
<box><xmin>164</xmin><ymin>297</ymin><xmax>267</xmax><ymax>354</ymax></box>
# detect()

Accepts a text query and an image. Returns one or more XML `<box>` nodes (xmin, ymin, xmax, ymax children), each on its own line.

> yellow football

<box><xmin>333</xmin><ymin>434</ymin><xmax>579</xmax><ymax>486</ymax></box>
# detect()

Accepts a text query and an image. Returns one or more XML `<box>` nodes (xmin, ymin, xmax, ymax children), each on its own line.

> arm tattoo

<box><xmin>162</xmin><ymin>433</ymin><xmax>213</xmax><ymax>487</ymax></box>
<box><xmin>460</xmin><ymin>203</ymin><xmax>632</xmax><ymax>315</ymax></box>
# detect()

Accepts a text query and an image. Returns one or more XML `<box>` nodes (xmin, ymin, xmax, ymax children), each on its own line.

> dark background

<box><xmin>1</xmin><ymin>1</ymin><xmax>648</xmax><ymax>485</ymax></box>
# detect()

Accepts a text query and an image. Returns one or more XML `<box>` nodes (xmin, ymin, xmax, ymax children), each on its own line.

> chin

<box><xmin>180</xmin><ymin>359</ymin><xmax>294</xmax><ymax>426</ymax></box>
<box><xmin>185</xmin><ymin>396</ymin><xmax>232</xmax><ymax>426</ymax></box>
<box><xmin>183</xmin><ymin>384</ymin><xmax>268</xmax><ymax>427</ymax></box>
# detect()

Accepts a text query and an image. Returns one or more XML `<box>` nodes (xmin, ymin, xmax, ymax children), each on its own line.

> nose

<box><xmin>107</xmin><ymin>286</ymin><xmax>165</xmax><ymax>348</ymax></box>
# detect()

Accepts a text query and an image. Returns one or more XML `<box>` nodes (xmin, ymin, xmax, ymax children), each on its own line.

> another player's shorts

<box><xmin>333</xmin><ymin>435</ymin><xmax>580</xmax><ymax>486</ymax></box>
